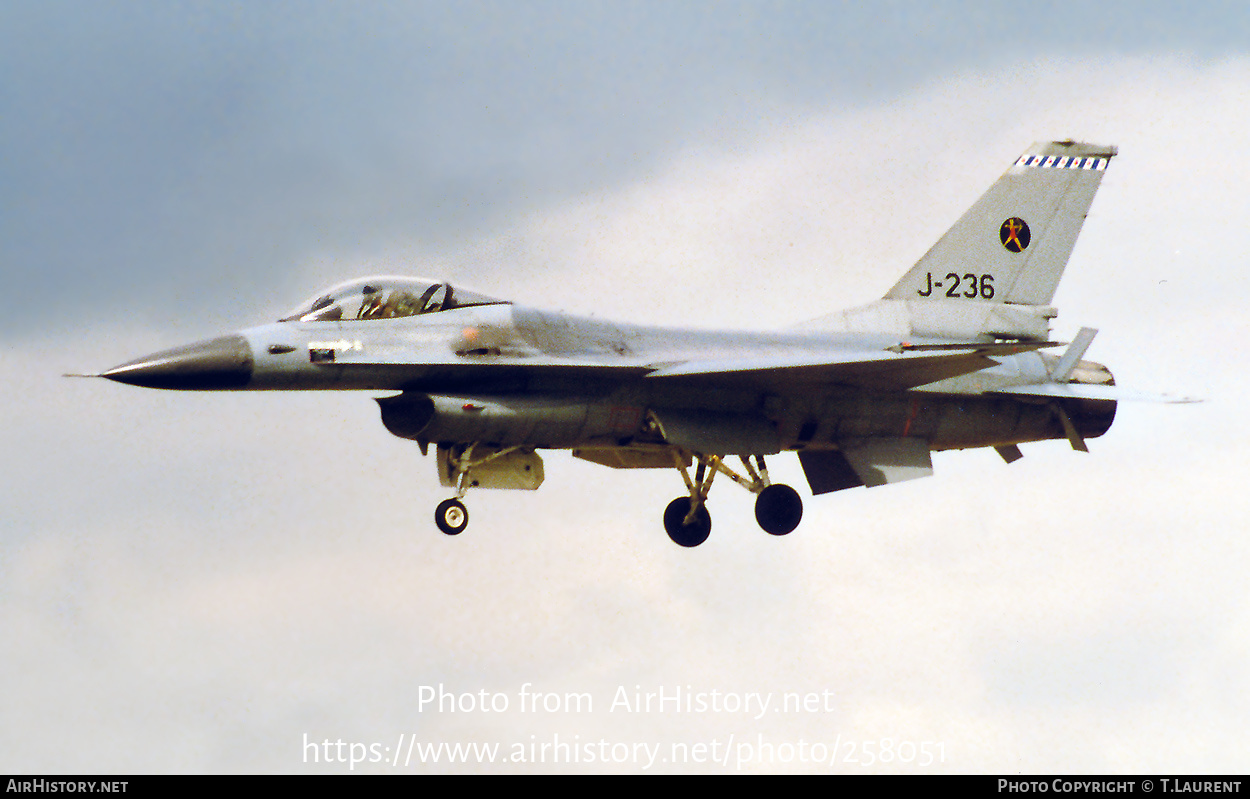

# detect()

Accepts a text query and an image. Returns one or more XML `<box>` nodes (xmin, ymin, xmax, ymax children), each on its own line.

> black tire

<box><xmin>754</xmin><ymin>484</ymin><xmax>803</xmax><ymax>536</ymax></box>
<box><xmin>435</xmin><ymin>498</ymin><xmax>469</xmax><ymax>535</ymax></box>
<box><xmin>663</xmin><ymin>497</ymin><xmax>712</xmax><ymax>547</ymax></box>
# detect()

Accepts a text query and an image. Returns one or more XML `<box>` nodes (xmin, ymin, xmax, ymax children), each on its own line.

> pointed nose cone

<box><xmin>101</xmin><ymin>335</ymin><xmax>254</xmax><ymax>390</ymax></box>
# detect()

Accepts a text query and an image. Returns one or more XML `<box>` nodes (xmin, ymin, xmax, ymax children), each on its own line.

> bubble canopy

<box><xmin>280</xmin><ymin>276</ymin><xmax>509</xmax><ymax>322</ymax></box>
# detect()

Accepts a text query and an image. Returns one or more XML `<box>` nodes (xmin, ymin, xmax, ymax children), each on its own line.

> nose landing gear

<box><xmin>431</xmin><ymin>442</ymin><xmax>526</xmax><ymax>536</ymax></box>
<box><xmin>435</xmin><ymin>498</ymin><xmax>469</xmax><ymax>535</ymax></box>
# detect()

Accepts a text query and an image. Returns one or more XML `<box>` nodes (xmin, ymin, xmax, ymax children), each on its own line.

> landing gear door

<box><xmin>437</xmin><ymin>444</ymin><xmax>545</xmax><ymax>490</ymax></box>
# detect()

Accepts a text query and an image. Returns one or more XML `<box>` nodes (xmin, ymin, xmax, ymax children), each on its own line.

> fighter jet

<box><xmin>92</xmin><ymin>140</ymin><xmax>1186</xmax><ymax>547</ymax></box>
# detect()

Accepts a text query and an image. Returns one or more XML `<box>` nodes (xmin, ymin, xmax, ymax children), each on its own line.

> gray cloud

<box><xmin>6</xmin><ymin>1</ymin><xmax>1250</xmax><ymax>337</ymax></box>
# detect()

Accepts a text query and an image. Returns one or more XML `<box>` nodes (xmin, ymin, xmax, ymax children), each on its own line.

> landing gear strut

<box><xmin>432</xmin><ymin>442</ymin><xmax>524</xmax><ymax>536</ymax></box>
<box><xmin>663</xmin><ymin>454</ymin><xmax>716</xmax><ymax>547</ymax></box>
<box><xmin>662</xmin><ymin>451</ymin><xmax>803</xmax><ymax>546</ymax></box>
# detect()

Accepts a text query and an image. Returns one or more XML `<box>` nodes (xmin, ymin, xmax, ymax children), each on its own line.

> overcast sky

<box><xmin>3</xmin><ymin>1</ymin><xmax>1249</xmax><ymax>773</ymax></box>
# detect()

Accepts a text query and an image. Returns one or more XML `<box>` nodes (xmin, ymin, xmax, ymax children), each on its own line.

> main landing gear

<box><xmin>755</xmin><ymin>483</ymin><xmax>804</xmax><ymax>536</ymax></box>
<box><xmin>662</xmin><ymin>453</ymin><xmax>803</xmax><ymax>547</ymax></box>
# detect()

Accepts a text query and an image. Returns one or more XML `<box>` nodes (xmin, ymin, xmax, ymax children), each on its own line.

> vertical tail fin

<box><xmin>885</xmin><ymin>140</ymin><xmax>1116</xmax><ymax>307</ymax></box>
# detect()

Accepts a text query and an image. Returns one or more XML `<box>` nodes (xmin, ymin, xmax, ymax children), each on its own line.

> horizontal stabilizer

<box><xmin>887</xmin><ymin>340</ymin><xmax>1060</xmax><ymax>354</ymax></box>
<box><xmin>989</xmin><ymin>383</ymin><xmax>1199</xmax><ymax>403</ymax></box>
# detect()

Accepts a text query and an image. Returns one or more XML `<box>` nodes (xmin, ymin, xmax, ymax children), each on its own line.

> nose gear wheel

<box><xmin>435</xmin><ymin>498</ymin><xmax>469</xmax><ymax>535</ymax></box>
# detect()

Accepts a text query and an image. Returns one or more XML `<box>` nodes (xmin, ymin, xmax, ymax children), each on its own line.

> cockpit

<box><xmin>280</xmin><ymin>276</ymin><xmax>509</xmax><ymax>323</ymax></box>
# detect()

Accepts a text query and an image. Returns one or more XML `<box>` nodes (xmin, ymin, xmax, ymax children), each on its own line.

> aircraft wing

<box><xmin>644</xmin><ymin>343</ymin><xmax>1053</xmax><ymax>391</ymax></box>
